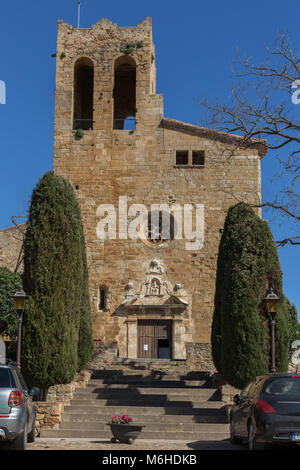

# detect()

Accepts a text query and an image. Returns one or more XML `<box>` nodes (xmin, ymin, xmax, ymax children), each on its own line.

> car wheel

<box><xmin>12</xmin><ymin>423</ymin><xmax>27</xmax><ymax>450</ymax></box>
<box><xmin>230</xmin><ymin>418</ymin><xmax>242</xmax><ymax>444</ymax></box>
<box><xmin>27</xmin><ymin>416</ymin><xmax>36</xmax><ymax>443</ymax></box>
<box><xmin>248</xmin><ymin>422</ymin><xmax>265</xmax><ymax>450</ymax></box>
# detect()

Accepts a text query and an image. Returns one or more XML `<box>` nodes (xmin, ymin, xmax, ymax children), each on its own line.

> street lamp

<box><xmin>264</xmin><ymin>287</ymin><xmax>280</xmax><ymax>373</ymax></box>
<box><xmin>13</xmin><ymin>288</ymin><xmax>28</xmax><ymax>370</ymax></box>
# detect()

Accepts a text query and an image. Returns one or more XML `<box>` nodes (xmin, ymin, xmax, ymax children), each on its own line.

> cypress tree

<box><xmin>22</xmin><ymin>171</ymin><xmax>93</xmax><ymax>393</ymax></box>
<box><xmin>0</xmin><ymin>268</ymin><xmax>22</xmax><ymax>340</ymax></box>
<box><xmin>285</xmin><ymin>297</ymin><xmax>300</xmax><ymax>358</ymax></box>
<box><xmin>77</xmin><ymin>232</ymin><xmax>93</xmax><ymax>371</ymax></box>
<box><xmin>211</xmin><ymin>202</ymin><xmax>289</xmax><ymax>389</ymax></box>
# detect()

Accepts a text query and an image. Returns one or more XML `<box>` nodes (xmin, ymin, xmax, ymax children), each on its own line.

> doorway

<box><xmin>138</xmin><ymin>320</ymin><xmax>172</xmax><ymax>359</ymax></box>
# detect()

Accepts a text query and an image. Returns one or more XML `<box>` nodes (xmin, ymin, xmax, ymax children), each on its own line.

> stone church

<box><xmin>0</xmin><ymin>17</ymin><xmax>266</xmax><ymax>370</ymax></box>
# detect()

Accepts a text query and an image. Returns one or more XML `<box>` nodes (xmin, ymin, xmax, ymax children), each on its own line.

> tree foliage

<box><xmin>212</xmin><ymin>202</ymin><xmax>289</xmax><ymax>389</ymax></box>
<box><xmin>285</xmin><ymin>297</ymin><xmax>300</xmax><ymax>358</ymax></box>
<box><xmin>0</xmin><ymin>268</ymin><xmax>22</xmax><ymax>340</ymax></box>
<box><xmin>22</xmin><ymin>171</ymin><xmax>93</xmax><ymax>391</ymax></box>
<box><xmin>77</xmin><ymin>240</ymin><xmax>93</xmax><ymax>371</ymax></box>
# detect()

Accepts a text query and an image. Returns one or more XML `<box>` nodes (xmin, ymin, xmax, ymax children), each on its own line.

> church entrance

<box><xmin>138</xmin><ymin>320</ymin><xmax>172</xmax><ymax>359</ymax></box>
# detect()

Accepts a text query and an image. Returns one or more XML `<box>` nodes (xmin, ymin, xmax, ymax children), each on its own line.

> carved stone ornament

<box><xmin>120</xmin><ymin>259</ymin><xmax>188</xmax><ymax>311</ymax></box>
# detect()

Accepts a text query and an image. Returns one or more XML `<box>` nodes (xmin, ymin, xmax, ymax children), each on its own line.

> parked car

<box><xmin>0</xmin><ymin>361</ymin><xmax>39</xmax><ymax>450</ymax></box>
<box><xmin>230</xmin><ymin>373</ymin><xmax>300</xmax><ymax>450</ymax></box>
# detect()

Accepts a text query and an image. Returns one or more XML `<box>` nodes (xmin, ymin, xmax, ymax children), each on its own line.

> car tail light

<box><xmin>256</xmin><ymin>399</ymin><xmax>277</xmax><ymax>414</ymax></box>
<box><xmin>8</xmin><ymin>390</ymin><xmax>23</xmax><ymax>407</ymax></box>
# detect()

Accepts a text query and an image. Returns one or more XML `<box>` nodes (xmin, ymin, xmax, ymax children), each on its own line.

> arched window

<box><xmin>99</xmin><ymin>286</ymin><xmax>107</xmax><ymax>311</ymax></box>
<box><xmin>73</xmin><ymin>57</ymin><xmax>94</xmax><ymax>130</ymax></box>
<box><xmin>113</xmin><ymin>56</ymin><xmax>136</xmax><ymax>130</ymax></box>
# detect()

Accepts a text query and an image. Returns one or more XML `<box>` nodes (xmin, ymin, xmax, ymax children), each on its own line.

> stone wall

<box><xmin>0</xmin><ymin>225</ymin><xmax>24</xmax><ymax>272</ymax></box>
<box><xmin>186</xmin><ymin>343</ymin><xmax>216</xmax><ymax>374</ymax></box>
<box><xmin>35</xmin><ymin>402</ymin><xmax>65</xmax><ymax>434</ymax></box>
<box><xmin>87</xmin><ymin>341</ymin><xmax>118</xmax><ymax>369</ymax></box>
<box><xmin>47</xmin><ymin>370</ymin><xmax>92</xmax><ymax>403</ymax></box>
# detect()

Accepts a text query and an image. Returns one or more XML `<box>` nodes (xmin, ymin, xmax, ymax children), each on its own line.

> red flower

<box><xmin>111</xmin><ymin>414</ymin><xmax>133</xmax><ymax>424</ymax></box>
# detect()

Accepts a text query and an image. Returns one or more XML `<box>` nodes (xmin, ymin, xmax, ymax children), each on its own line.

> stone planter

<box><xmin>109</xmin><ymin>423</ymin><xmax>143</xmax><ymax>444</ymax></box>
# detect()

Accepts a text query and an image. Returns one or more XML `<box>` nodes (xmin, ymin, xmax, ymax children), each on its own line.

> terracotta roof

<box><xmin>0</xmin><ymin>223</ymin><xmax>26</xmax><ymax>233</ymax></box>
<box><xmin>161</xmin><ymin>118</ymin><xmax>267</xmax><ymax>158</ymax></box>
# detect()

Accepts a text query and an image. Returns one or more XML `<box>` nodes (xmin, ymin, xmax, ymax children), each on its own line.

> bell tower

<box><xmin>53</xmin><ymin>16</ymin><xmax>163</xmax><ymax>172</ymax></box>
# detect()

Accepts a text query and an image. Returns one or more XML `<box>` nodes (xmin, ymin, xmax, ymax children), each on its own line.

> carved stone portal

<box><xmin>119</xmin><ymin>259</ymin><xmax>190</xmax><ymax>360</ymax></box>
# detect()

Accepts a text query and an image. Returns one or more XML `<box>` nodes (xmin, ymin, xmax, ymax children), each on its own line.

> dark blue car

<box><xmin>230</xmin><ymin>373</ymin><xmax>300</xmax><ymax>450</ymax></box>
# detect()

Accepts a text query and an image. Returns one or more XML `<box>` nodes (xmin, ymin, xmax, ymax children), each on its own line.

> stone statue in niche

<box><xmin>150</xmin><ymin>278</ymin><xmax>160</xmax><ymax>296</ymax></box>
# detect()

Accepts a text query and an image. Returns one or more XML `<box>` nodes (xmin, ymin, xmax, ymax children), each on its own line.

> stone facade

<box><xmin>0</xmin><ymin>17</ymin><xmax>266</xmax><ymax>369</ymax></box>
<box><xmin>0</xmin><ymin>224</ymin><xmax>24</xmax><ymax>273</ymax></box>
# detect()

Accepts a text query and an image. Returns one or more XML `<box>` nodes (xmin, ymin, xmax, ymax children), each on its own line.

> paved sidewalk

<box><xmin>25</xmin><ymin>437</ymin><xmax>243</xmax><ymax>451</ymax></box>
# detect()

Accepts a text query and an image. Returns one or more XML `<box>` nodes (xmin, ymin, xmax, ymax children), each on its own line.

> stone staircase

<box><xmin>40</xmin><ymin>362</ymin><xmax>229</xmax><ymax>442</ymax></box>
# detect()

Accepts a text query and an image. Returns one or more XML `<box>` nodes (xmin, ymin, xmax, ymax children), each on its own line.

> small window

<box><xmin>146</xmin><ymin>211</ymin><xmax>175</xmax><ymax>245</ymax></box>
<box><xmin>192</xmin><ymin>151</ymin><xmax>205</xmax><ymax>166</ymax></box>
<box><xmin>99</xmin><ymin>286</ymin><xmax>107</xmax><ymax>311</ymax></box>
<box><xmin>176</xmin><ymin>151</ymin><xmax>189</xmax><ymax>165</ymax></box>
<box><xmin>15</xmin><ymin>368</ymin><xmax>28</xmax><ymax>392</ymax></box>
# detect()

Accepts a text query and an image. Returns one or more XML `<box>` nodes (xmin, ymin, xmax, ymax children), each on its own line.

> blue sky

<box><xmin>0</xmin><ymin>0</ymin><xmax>299</xmax><ymax>313</ymax></box>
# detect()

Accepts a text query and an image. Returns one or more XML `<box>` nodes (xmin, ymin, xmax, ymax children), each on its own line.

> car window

<box><xmin>14</xmin><ymin>369</ymin><xmax>28</xmax><ymax>392</ymax></box>
<box><xmin>0</xmin><ymin>368</ymin><xmax>11</xmax><ymax>387</ymax></box>
<box><xmin>8</xmin><ymin>368</ymin><xmax>17</xmax><ymax>388</ymax></box>
<box><xmin>263</xmin><ymin>377</ymin><xmax>300</xmax><ymax>397</ymax></box>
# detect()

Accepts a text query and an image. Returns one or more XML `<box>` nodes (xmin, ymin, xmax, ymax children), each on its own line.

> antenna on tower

<box><xmin>77</xmin><ymin>1</ymin><xmax>81</xmax><ymax>28</ymax></box>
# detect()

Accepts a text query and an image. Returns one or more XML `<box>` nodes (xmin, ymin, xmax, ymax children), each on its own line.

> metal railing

<box><xmin>113</xmin><ymin>117</ymin><xmax>136</xmax><ymax>130</ymax></box>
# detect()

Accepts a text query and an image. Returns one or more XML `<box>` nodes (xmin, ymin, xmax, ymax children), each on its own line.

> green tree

<box><xmin>0</xmin><ymin>268</ymin><xmax>22</xmax><ymax>339</ymax></box>
<box><xmin>22</xmin><ymin>171</ymin><xmax>93</xmax><ymax>395</ymax></box>
<box><xmin>285</xmin><ymin>297</ymin><xmax>300</xmax><ymax>358</ymax></box>
<box><xmin>77</xmin><ymin>235</ymin><xmax>93</xmax><ymax>371</ymax></box>
<box><xmin>212</xmin><ymin>202</ymin><xmax>289</xmax><ymax>389</ymax></box>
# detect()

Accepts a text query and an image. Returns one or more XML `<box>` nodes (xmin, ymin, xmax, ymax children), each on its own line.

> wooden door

<box><xmin>138</xmin><ymin>320</ymin><xmax>172</xmax><ymax>359</ymax></box>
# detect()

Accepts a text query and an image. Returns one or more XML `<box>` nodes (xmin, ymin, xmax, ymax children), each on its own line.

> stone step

<box><xmin>74</xmin><ymin>388</ymin><xmax>219</xmax><ymax>399</ymax></box>
<box><xmin>117</xmin><ymin>358</ymin><xmax>186</xmax><ymax>367</ymax></box>
<box><xmin>62</xmin><ymin>414</ymin><xmax>227</xmax><ymax>424</ymax></box>
<box><xmin>91</xmin><ymin>370</ymin><xmax>210</xmax><ymax>380</ymax></box>
<box><xmin>40</xmin><ymin>429</ymin><xmax>229</xmax><ymax>440</ymax></box>
<box><xmin>69</xmin><ymin>398</ymin><xmax>221</xmax><ymax>407</ymax></box>
<box><xmin>86</xmin><ymin>380</ymin><xmax>209</xmax><ymax>388</ymax></box>
<box><xmin>59</xmin><ymin>421</ymin><xmax>229</xmax><ymax>432</ymax></box>
<box><xmin>63</xmin><ymin>404</ymin><xmax>224</xmax><ymax>415</ymax></box>
<box><xmin>48</xmin><ymin>368</ymin><xmax>225</xmax><ymax>441</ymax></box>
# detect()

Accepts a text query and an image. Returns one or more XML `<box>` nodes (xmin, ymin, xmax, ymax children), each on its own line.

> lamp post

<box><xmin>264</xmin><ymin>287</ymin><xmax>280</xmax><ymax>373</ymax></box>
<box><xmin>13</xmin><ymin>288</ymin><xmax>28</xmax><ymax>370</ymax></box>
